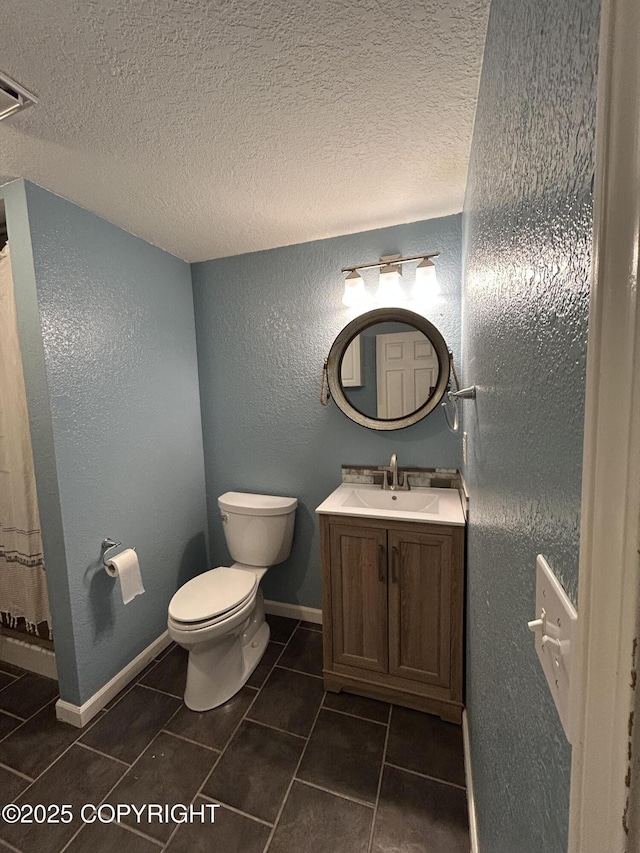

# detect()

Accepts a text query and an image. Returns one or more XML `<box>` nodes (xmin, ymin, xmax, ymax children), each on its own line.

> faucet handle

<box><xmin>395</xmin><ymin>471</ymin><xmax>410</xmax><ymax>491</ymax></box>
<box><xmin>377</xmin><ymin>465</ymin><xmax>393</xmax><ymax>489</ymax></box>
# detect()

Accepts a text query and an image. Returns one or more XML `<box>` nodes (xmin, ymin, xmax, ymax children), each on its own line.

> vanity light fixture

<box><xmin>341</xmin><ymin>269</ymin><xmax>367</xmax><ymax>307</ymax></box>
<box><xmin>341</xmin><ymin>252</ymin><xmax>440</xmax><ymax>310</ymax></box>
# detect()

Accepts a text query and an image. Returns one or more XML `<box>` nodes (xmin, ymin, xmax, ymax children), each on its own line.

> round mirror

<box><xmin>326</xmin><ymin>308</ymin><xmax>450</xmax><ymax>430</ymax></box>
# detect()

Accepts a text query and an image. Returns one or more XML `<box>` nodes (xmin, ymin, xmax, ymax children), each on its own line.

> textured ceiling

<box><xmin>0</xmin><ymin>0</ymin><xmax>489</xmax><ymax>262</ymax></box>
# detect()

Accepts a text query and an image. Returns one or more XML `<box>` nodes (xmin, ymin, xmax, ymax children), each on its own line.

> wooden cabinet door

<box><xmin>388</xmin><ymin>528</ymin><xmax>453</xmax><ymax>687</ymax></box>
<box><xmin>329</xmin><ymin>521</ymin><xmax>388</xmax><ymax>673</ymax></box>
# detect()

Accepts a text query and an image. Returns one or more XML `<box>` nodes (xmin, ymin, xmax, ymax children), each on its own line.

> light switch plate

<box><xmin>529</xmin><ymin>555</ymin><xmax>578</xmax><ymax>743</ymax></box>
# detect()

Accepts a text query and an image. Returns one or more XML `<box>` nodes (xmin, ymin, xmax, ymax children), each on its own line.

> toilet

<box><xmin>167</xmin><ymin>491</ymin><xmax>297</xmax><ymax>711</ymax></box>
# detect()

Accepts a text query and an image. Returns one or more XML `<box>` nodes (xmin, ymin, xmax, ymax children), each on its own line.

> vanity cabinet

<box><xmin>320</xmin><ymin>514</ymin><xmax>464</xmax><ymax>723</ymax></box>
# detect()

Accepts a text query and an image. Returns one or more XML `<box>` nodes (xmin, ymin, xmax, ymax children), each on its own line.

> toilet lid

<box><xmin>168</xmin><ymin>566</ymin><xmax>257</xmax><ymax>624</ymax></box>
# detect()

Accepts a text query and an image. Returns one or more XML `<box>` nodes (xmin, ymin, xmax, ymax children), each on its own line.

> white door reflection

<box><xmin>376</xmin><ymin>330</ymin><xmax>438</xmax><ymax>418</ymax></box>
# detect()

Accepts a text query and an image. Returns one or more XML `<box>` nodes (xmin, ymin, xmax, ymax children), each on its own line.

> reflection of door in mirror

<box><xmin>341</xmin><ymin>335</ymin><xmax>362</xmax><ymax>387</ymax></box>
<box><xmin>376</xmin><ymin>331</ymin><xmax>438</xmax><ymax>418</ymax></box>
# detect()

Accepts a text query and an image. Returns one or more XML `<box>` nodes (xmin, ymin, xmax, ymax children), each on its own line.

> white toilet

<box><xmin>167</xmin><ymin>491</ymin><xmax>297</xmax><ymax>711</ymax></box>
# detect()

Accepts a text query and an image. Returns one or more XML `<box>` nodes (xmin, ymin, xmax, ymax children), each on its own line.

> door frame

<box><xmin>568</xmin><ymin>0</ymin><xmax>640</xmax><ymax>848</ymax></box>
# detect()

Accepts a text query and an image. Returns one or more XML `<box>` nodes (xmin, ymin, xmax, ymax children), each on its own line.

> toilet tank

<box><xmin>218</xmin><ymin>492</ymin><xmax>297</xmax><ymax>567</ymax></box>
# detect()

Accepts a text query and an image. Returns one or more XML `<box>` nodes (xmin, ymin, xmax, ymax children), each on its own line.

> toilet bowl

<box><xmin>167</xmin><ymin>492</ymin><xmax>297</xmax><ymax>711</ymax></box>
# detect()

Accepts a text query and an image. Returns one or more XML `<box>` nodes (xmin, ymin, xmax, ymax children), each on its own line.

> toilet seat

<box><xmin>168</xmin><ymin>594</ymin><xmax>255</xmax><ymax>633</ymax></box>
<box><xmin>168</xmin><ymin>566</ymin><xmax>257</xmax><ymax>629</ymax></box>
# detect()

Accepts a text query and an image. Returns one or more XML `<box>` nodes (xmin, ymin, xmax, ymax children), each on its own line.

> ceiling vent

<box><xmin>0</xmin><ymin>71</ymin><xmax>38</xmax><ymax>122</ymax></box>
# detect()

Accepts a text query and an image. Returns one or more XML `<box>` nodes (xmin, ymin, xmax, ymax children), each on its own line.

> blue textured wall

<box><xmin>1</xmin><ymin>180</ymin><xmax>79</xmax><ymax>701</ymax></box>
<box><xmin>19</xmin><ymin>182</ymin><xmax>208</xmax><ymax>705</ymax></box>
<box><xmin>192</xmin><ymin>216</ymin><xmax>462</xmax><ymax>609</ymax></box>
<box><xmin>462</xmin><ymin>0</ymin><xmax>599</xmax><ymax>850</ymax></box>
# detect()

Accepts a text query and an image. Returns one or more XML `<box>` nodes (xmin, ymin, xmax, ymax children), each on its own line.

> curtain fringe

<box><xmin>0</xmin><ymin>610</ymin><xmax>52</xmax><ymax>640</ymax></box>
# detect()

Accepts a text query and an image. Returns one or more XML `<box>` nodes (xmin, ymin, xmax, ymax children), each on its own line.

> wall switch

<box><xmin>527</xmin><ymin>555</ymin><xmax>578</xmax><ymax>743</ymax></box>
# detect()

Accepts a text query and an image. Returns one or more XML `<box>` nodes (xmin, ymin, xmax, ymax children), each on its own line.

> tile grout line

<box><xmin>161</xmin><ymin>622</ymin><xmax>301</xmax><ymax>850</ymax></box>
<box><xmin>0</xmin><ymin>836</ymin><xmax>23</xmax><ymax>853</ymax></box>
<box><xmin>242</xmin><ymin>716</ymin><xmax>308</xmax><ymax>740</ymax></box>
<box><xmin>0</xmin><ymin>671</ymin><xmax>20</xmax><ymax>681</ymax></box>
<box><xmin>269</xmin><ymin>620</ymin><xmax>301</xmax><ymax>646</ymax></box>
<box><xmin>58</xmin><ymin>653</ymin><xmax>179</xmax><ymax>851</ymax></box>
<box><xmin>273</xmin><ymin>664</ymin><xmax>323</xmax><ymax>680</ymax></box>
<box><xmin>22</xmin><ymin>692</ymin><xmax>61</xmax><ymax>724</ymax></box>
<box><xmin>366</xmin><ymin>702</ymin><xmax>393</xmax><ymax>853</ymax></box>
<box><xmin>262</xmin><ymin>690</ymin><xmax>326</xmax><ymax>853</ymax></box>
<box><xmin>0</xmin><ymin>698</ymin><xmax>113</xmax><ymax>824</ymax></box>
<box><xmin>56</xmin><ymin>772</ymin><xmax>135</xmax><ymax>853</ymax></box>
<box><xmin>139</xmin><ymin>694</ymin><xmax>224</xmax><ymax>850</ymax></box>
<box><xmin>56</xmin><ymin>791</ymin><xmax>158</xmax><ymax>853</ymax></box>
<box><xmin>159</xmin><ymin>728</ymin><xmax>222</xmax><ymax>753</ymax></box>
<box><xmin>256</xmin><ymin>636</ymin><xmax>289</xmax><ymax>679</ymax></box>
<box><xmin>137</xmin><ymin>682</ymin><xmax>183</xmax><ymax>701</ymax></box>
<box><xmin>154</xmin><ymin>644</ymin><xmax>177</xmax><ymax>662</ymax></box>
<box><xmin>59</xmin><ymin>699</ymin><xmax>188</xmax><ymax>853</ymax></box>
<box><xmin>0</xmin><ymin>696</ymin><xmax>66</xmax><ymax>752</ymax></box>
<box><xmin>0</xmin><ymin>675</ymin><xmax>22</xmax><ymax>697</ymax></box>
<box><xmin>0</xmin><ymin>691</ymin><xmax>59</xmax><ymax>728</ymax></box>
<box><xmin>90</xmin><ymin>819</ymin><xmax>165</xmax><ymax>849</ymax></box>
<box><xmin>383</xmin><ymin>761</ymin><xmax>467</xmax><ymax>791</ymax></box>
<box><xmin>0</xmin><ymin>759</ymin><xmax>33</xmax><ymax>784</ymax></box>
<box><xmin>319</xmin><ymin>704</ymin><xmax>389</xmax><ymax>727</ymax></box>
<box><xmin>0</xmin><ymin>707</ymin><xmax>26</xmax><ymax>722</ymax></box>
<box><xmin>161</xmin><ymin>727</ymin><xmax>225</xmax><ymax>751</ymax></box>
<box><xmin>103</xmin><ymin>661</ymin><xmax>159</xmax><ymax>713</ymax></box>
<box><xmin>0</xmin><ymin>723</ymin><xmax>20</xmax><ymax>746</ymax></box>
<box><xmin>198</xmin><ymin>792</ymin><xmax>275</xmax><ymax>827</ymax></box>
<box><xmin>110</xmin><ymin>821</ymin><xmax>165</xmax><ymax>848</ymax></box>
<box><xmin>75</xmin><ymin>741</ymin><xmax>132</xmax><ymax>767</ymax></box>
<box><xmin>214</xmin><ymin>628</ymin><xmax>293</xmax><ymax>756</ymax></box>
<box><xmin>207</xmin><ymin>626</ymin><xmax>297</xmax><ymax>767</ymax></box>
<box><xmin>293</xmin><ymin>777</ymin><xmax>376</xmax><ymax>810</ymax></box>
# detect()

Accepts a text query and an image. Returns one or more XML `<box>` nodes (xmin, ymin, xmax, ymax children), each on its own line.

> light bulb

<box><xmin>412</xmin><ymin>257</ymin><xmax>441</xmax><ymax>302</ymax></box>
<box><xmin>377</xmin><ymin>264</ymin><xmax>404</xmax><ymax>306</ymax></box>
<box><xmin>342</xmin><ymin>270</ymin><xmax>366</xmax><ymax>307</ymax></box>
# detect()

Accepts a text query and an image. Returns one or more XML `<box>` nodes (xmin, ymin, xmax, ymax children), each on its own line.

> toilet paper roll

<box><xmin>105</xmin><ymin>548</ymin><xmax>145</xmax><ymax>604</ymax></box>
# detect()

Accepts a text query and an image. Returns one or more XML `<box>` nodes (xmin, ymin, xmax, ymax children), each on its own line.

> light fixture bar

<box><xmin>0</xmin><ymin>71</ymin><xmax>38</xmax><ymax>122</ymax></box>
<box><xmin>341</xmin><ymin>252</ymin><xmax>439</xmax><ymax>274</ymax></box>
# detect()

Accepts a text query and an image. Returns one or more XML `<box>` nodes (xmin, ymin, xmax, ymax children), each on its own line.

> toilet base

<box><xmin>182</xmin><ymin>601</ymin><xmax>270</xmax><ymax>712</ymax></box>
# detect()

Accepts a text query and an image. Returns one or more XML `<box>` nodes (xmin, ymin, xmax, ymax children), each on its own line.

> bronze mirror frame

<box><xmin>326</xmin><ymin>307</ymin><xmax>451</xmax><ymax>431</ymax></box>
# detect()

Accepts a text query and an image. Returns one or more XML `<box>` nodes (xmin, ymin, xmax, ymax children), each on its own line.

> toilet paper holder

<box><xmin>101</xmin><ymin>537</ymin><xmax>136</xmax><ymax>574</ymax></box>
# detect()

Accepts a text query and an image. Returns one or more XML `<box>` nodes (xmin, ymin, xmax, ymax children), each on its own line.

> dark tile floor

<box><xmin>0</xmin><ymin>616</ymin><xmax>469</xmax><ymax>852</ymax></box>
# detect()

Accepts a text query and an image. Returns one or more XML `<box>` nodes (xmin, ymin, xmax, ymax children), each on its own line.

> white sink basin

<box><xmin>316</xmin><ymin>483</ymin><xmax>465</xmax><ymax>526</ymax></box>
<box><xmin>342</xmin><ymin>488</ymin><xmax>439</xmax><ymax>513</ymax></box>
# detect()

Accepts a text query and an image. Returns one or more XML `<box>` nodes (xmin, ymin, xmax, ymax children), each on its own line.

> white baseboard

<box><xmin>264</xmin><ymin>600</ymin><xmax>323</xmax><ymax>625</ymax></box>
<box><xmin>55</xmin><ymin>631</ymin><xmax>172</xmax><ymax>728</ymax></box>
<box><xmin>0</xmin><ymin>634</ymin><xmax>57</xmax><ymax>680</ymax></box>
<box><xmin>463</xmin><ymin>709</ymin><xmax>480</xmax><ymax>853</ymax></box>
<box><xmin>54</xmin><ymin>604</ymin><xmax>320</xmax><ymax>729</ymax></box>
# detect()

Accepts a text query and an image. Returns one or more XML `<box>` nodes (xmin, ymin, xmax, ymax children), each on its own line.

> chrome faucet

<box><xmin>380</xmin><ymin>453</ymin><xmax>410</xmax><ymax>491</ymax></box>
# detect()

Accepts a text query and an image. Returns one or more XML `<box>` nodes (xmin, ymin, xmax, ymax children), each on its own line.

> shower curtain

<box><xmin>0</xmin><ymin>243</ymin><xmax>51</xmax><ymax>636</ymax></box>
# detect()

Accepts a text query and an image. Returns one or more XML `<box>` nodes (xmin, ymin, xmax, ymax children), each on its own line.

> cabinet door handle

<box><xmin>378</xmin><ymin>544</ymin><xmax>386</xmax><ymax>582</ymax></box>
<box><xmin>392</xmin><ymin>546</ymin><xmax>400</xmax><ymax>583</ymax></box>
